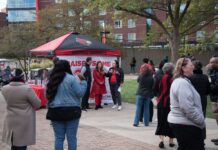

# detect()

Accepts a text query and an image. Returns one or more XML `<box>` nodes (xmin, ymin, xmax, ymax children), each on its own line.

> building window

<box><xmin>83</xmin><ymin>9</ymin><xmax>90</xmax><ymax>16</ymax></box>
<box><xmin>7</xmin><ymin>0</ymin><xmax>36</xmax><ymax>8</ymax></box>
<box><xmin>196</xmin><ymin>31</ymin><xmax>205</xmax><ymax>41</ymax></box>
<box><xmin>114</xmin><ymin>10</ymin><xmax>122</xmax><ymax>15</ymax></box>
<box><xmin>84</xmin><ymin>21</ymin><xmax>91</xmax><ymax>28</ymax></box>
<box><xmin>56</xmin><ymin>9</ymin><xmax>63</xmax><ymax>17</ymax></box>
<box><xmin>214</xmin><ymin>15</ymin><xmax>218</xmax><ymax>24</ymax></box>
<box><xmin>128</xmin><ymin>33</ymin><xmax>136</xmax><ymax>42</ymax></box>
<box><xmin>128</xmin><ymin>19</ymin><xmax>136</xmax><ymax>28</ymax></box>
<box><xmin>99</xmin><ymin>20</ymin><xmax>105</xmax><ymax>29</ymax></box>
<box><xmin>55</xmin><ymin>0</ymin><xmax>63</xmax><ymax>3</ymax></box>
<box><xmin>114</xmin><ymin>20</ymin><xmax>122</xmax><ymax>28</ymax></box>
<box><xmin>99</xmin><ymin>9</ymin><xmax>106</xmax><ymax>16</ymax></box>
<box><xmin>214</xmin><ymin>30</ymin><xmax>218</xmax><ymax>42</ymax></box>
<box><xmin>68</xmin><ymin>9</ymin><xmax>75</xmax><ymax>16</ymax></box>
<box><xmin>114</xmin><ymin>34</ymin><xmax>123</xmax><ymax>43</ymax></box>
<box><xmin>8</xmin><ymin>10</ymin><xmax>36</xmax><ymax>22</ymax></box>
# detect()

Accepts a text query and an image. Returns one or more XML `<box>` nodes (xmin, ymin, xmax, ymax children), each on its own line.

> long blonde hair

<box><xmin>173</xmin><ymin>57</ymin><xmax>190</xmax><ymax>79</ymax></box>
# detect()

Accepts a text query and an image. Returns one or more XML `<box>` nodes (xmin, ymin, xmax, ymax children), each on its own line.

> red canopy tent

<box><xmin>30</xmin><ymin>32</ymin><xmax>121</xmax><ymax>104</ymax></box>
<box><xmin>30</xmin><ymin>32</ymin><xmax>121</xmax><ymax>57</ymax></box>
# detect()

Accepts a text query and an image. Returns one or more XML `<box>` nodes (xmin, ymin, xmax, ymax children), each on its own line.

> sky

<box><xmin>0</xmin><ymin>0</ymin><xmax>6</xmax><ymax>10</ymax></box>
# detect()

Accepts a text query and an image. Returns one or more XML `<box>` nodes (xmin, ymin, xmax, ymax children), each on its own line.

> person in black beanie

<box><xmin>81</xmin><ymin>57</ymin><xmax>92</xmax><ymax>111</ymax></box>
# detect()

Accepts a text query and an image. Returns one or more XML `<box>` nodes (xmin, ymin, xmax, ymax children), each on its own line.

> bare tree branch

<box><xmin>152</xmin><ymin>7</ymin><xmax>168</xmax><ymax>12</ymax></box>
<box><xmin>167</xmin><ymin>0</ymin><xmax>174</xmax><ymax>25</ymax></box>
<box><xmin>181</xmin><ymin>16</ymin><xmax>218</xmax><ymax>36</ymax></box>
<box><xmin>115</xmin><ymin>5</ymin><xmax>171</xmax><ymax>39</ymax></box>
<box><xmin>174</xmin><ymin>0</ymin><xmax>182</xmax><ymax>25</ymax></box>
<box><xmin>178</xmin><ymin>0</ymin><xmax>191</xmax><ymax>25</ymax></box>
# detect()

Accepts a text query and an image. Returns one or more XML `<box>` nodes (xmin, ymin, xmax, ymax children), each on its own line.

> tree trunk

<box><xmin>168</xmin><ymin>27</ymin><xmax>180</xmax><ymax>62</ymax></box>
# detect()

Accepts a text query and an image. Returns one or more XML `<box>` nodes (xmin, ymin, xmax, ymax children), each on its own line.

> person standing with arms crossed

<box><xmin>81</xmin><ymin>57</ymin><xmax>92</xmax><ymax>111</ymax></box>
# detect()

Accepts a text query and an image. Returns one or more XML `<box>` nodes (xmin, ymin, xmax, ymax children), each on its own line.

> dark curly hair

<box><xmin>46</xmin><ymin>60</ymin><xmax>72</xmax><ymax>102</ymax></box>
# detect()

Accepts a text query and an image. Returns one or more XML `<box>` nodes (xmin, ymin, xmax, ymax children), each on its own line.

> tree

<box><xmin>0</xmin><ymin>0</ymin><xmax>103</xmax><ymax>76</ymax></box>
<box><xmin>90</xmin><ymin>0</ymin><xmax>218</xmax><ymax>61</ymax></box>
<box><xmin>37</xmin><ymin>1</ymin><xmax>102</xmax><ymax>42</ymax></box>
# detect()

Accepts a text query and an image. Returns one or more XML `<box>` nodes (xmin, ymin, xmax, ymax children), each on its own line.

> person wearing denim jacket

<box><xmin>133</xmin><ymin>66</ymin><xmax>154</xmax><ymax>127</ymax></box>
<box><xmin>46</xmin><ymin>60</ymin><xmax>87</xmax><ymax>150</ymax></box>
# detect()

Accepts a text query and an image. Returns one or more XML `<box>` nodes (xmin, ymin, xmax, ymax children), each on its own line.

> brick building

<box><xmin>0</xmin><ymin>12</ymin><xmax>7</xmax><ymax>27</ymax></box>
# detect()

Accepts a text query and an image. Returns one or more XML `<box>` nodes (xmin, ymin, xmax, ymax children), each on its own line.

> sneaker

<box><xmin>133</xmin><ymin>124</ymin><xmax>138</xmax><ymax>127</ymax></box>
<box><xmin>112</xmin><ymin>105</ymin><xmax>117</xmax><ymax>109</ymax></box>
<box><xmin>117</xmin><ymin>106</ymin><xmax>122</xmax><ymax>111</ymax></box>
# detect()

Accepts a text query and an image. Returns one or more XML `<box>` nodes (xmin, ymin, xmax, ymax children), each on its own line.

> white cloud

<box><xmin>0</xmin><ymin>0</ymin><xmax>7</xmax><ymax>10</ymax></box>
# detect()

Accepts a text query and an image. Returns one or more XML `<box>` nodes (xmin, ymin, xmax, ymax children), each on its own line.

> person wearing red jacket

<box><xmin>91</xmin><ymin>61</ymin><xmax>107</xmax><ymax>110</ymax></box>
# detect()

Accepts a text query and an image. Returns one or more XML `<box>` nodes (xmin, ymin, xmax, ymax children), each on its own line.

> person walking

<box><xmin>2</xmin><ymin>68</ymin><xmax>41</xmax><ymax>150</ymax></box>
<box><xmin>90</xmin><ymin>61</ymin><xmax>107</xmax><ymax>110</ymax></box>
<box><xmin>133</xmin><ymin>66</ymin><xmax>154</xmax><ymax>126</ymax></box>
<box><xmin>81</xmin><ymin>57</ymin><xmax>92</xmax><ymax>111</ymax></box>
<box><xmin>168</xmin><ymin>57</ymin><xmax>205</xmax><ymax>150</ymax></box>
<box><xmin>130</xmin><ymin>57</ymin><xmax>136</xmax><ymax>74</ymax></box>
<box><xmin>106</xmin><ymin>60</ymin><xmax>124</xmax><ymax>111</ymax></box>
<box><xmin>155</xmin><ymin>63</ymin><xmax>175</xmax><ymax>148</ymax></box>
<box><xmin>46</xmin><ymin>60</ymin><xmax>87</xmax><ymax>150</ymax></box>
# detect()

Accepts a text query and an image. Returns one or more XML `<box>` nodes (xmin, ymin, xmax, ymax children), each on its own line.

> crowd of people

<box><xmin>132</xmin><ymin>55</ymin><xmax>218</xmax><ymax>149</ymax></box>
<box><xmin>1</xmin><ymin>55</ymin><xmax>218</xmax><ymax>150</ymax></box>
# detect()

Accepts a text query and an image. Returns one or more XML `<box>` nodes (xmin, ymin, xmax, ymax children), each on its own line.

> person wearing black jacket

<box><xmin>106</xmin><ymin>60</ymin><xmax>124</xmax><ymax>111</ymax></box>
<box><xmin>190</xmin><ymin>60</ymin><xmax>210</xmax><ymax>117</ymax></box>
<box><xmin>207</xmin><ymin>56</ymin><xmax>218</xmax><ymax>145</ymax></box>
<box><xmin>81</xmin><ymin>57</ymin><xmax>92</xmax><ymax>111</ymax></box>
<box><xmin>190</xmin><ymin>60</ymin><xmax>210</xmax><ymax>141</ymax></box>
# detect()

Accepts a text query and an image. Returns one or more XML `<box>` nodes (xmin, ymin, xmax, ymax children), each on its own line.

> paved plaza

<box><xmin>0</xmin><ymin>91</ymin><xmax>218</xmax><ymax>150</ymax></box>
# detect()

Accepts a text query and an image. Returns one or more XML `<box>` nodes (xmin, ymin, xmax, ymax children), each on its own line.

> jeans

<box><xmin>52</xmin><ymin>119</ymin><xmax>80</xmax><ymax>150</ymax></box>
<box><xmin>11</xmin><ymin>146</ymin><xmax>27</xmax><ymax>150</ymax></box>
<box><xmin>134</xmin><ymin>95</ymin><xmax>150</xmax><ymax>126</ymax></box>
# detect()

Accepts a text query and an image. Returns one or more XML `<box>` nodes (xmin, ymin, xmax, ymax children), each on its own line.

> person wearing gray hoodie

<box><xmin>168</xmin><ymin>57</ymin><xmax>205</xmax><ymax>150</ymax></box>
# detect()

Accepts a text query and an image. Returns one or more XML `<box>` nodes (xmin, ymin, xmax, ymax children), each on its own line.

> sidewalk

<box><xmin>0</xmin><ymin>93</ymin><xmax>218</xmax><ymax>150</ymax></box>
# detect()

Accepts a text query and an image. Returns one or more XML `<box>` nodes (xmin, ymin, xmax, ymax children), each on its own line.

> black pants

<box><xmin>11</xmin><ymin>146</ymin><xmax>27</xmax><ymax>150</ymax></box>
<box><xmin>110</xmin><ymin>83</ymin><xmax>122</xmax><ymax>106</ymax></box>
<box><xmin>170</xmin><ymin>123</ymin><xmax>205</xmax><ymax>150</ymax></box>
<box><xmin>81</xmin><ymin>83</ymin><xmax>91</xmax><ymax>109</ymax></box>
<box><xmin>140</xmin><ymin>100</ymin><xmax>153</xmax><ymax>122</ymax></box>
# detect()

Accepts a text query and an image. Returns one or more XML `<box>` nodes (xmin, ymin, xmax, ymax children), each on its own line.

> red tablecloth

<box><xmin>30</xmin><ymin>84</ymin><xmax>47</xmax><ymax>107</ymax></box>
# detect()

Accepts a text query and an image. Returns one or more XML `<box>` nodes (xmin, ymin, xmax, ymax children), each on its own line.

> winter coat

<box><xmin>157</xmin><ymin>73</ymin><xmax>173</xmax><ymax>108</ymax></box>
<box><xmin>2</xmin><ymin>82</ymin><xmax>41</xmax><ymax>146</ymax></box>
<box><xmin>190</xmin><ymin>69</ymin><xmax>210</xmax><ymax>117</ymax></box>
<box><xmin>168</xmin><ymin>77</ymin><xmax>205</xmax><ymax>129</ymax></box>
<box><xmin>105</xmin><ymin>67</ymin><xmax>124</xmax><ymax>86</ymax></box>
<box><xmin>90</xmin><ymin>69</ymin><xmax>106</xmax><ymax>97</ymax></box>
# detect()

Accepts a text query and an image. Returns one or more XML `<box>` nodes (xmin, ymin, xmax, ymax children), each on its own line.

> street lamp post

<box><xmin>100</xmin><ymin>22</ymin><xmax>110</xmax><ymax>44</ymax></box>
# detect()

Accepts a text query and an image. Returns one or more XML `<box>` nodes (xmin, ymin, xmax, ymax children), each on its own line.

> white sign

<box><xmin>57</xmin><ymin>55</ymin><xmax>118</xmax><ymax>104</ymax></box>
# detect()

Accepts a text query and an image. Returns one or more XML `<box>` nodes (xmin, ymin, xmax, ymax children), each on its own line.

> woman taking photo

<box><xmin>46</xmin><ymin>60</ymin><xmax>87</xmax><ymax>150</ymax></box>
<box><xmin>91</xmin><ymin>61</ymin><xmax>107</xmax><ymax>110</ymax></box>
<box><xmin>168</xmin><ymin>57</ymin><xmax>205</xmax><ymax>150</ymax></box>
<box><xmin>2</xmin><ymin>68</ymin><xmax>41</xmax><ymax>150</ymax></box>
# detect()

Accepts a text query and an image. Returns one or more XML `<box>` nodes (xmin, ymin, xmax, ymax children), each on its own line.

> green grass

<box><xmin>121</xmin><ymin>80</ymin><xmax>138</xmax><ymax>104</ymax></box>
<box><xmin>122</xmin><ymin>79</ymin><xmax>214</xmax><ymax>119</ymax></box>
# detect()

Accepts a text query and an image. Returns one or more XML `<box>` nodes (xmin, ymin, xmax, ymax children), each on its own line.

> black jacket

<box><xmin>136</xmin><ymin>75</ymin><xmax>154</xmax><ymax>98</ymax></box>
<box><xmin>190</xmin><ymin>69</ymin><xmax>210</xmax><ymax>116</ymax></box>
<box><xmin>106</xmin><ymin>67</ymin><xmax>124</xmax><ymax>85</ymax></box>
